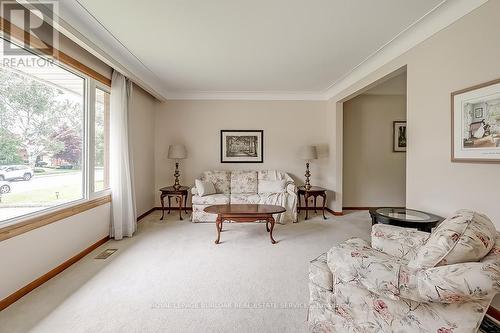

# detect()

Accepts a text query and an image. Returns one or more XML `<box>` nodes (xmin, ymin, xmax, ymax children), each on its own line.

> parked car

<box><xmin>0</xmin><ymin>165</ymin><xmax>34</xmax><ymax>181</ymax></box>
<box><xmin>0</xmin><ymin>181</ymin><xmax>11</xmax><ymax>194</ymax></box>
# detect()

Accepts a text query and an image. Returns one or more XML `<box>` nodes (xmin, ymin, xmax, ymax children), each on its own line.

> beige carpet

<box><xmin>0</xmin><ymin>210</ymin><xmax>371</xmax><ymax>333</ymax></box>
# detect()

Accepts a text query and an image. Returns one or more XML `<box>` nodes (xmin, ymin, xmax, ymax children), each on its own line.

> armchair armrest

<box><xmin>371</xmin><ymin>224</ymin><xmax>430</xmax><ymax>261</ymax></box>
<box><xmin>329</xmin><ymin>238</ymin><xmax>500</xmax><ymax>304</ymax></box>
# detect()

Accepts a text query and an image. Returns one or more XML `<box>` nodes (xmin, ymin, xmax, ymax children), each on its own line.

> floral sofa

<box><xmin>191</xmin><ymin>170</ymin><xmax>297</xmax><ymax>223</ymax></box>
<box><xmin>308</xmin><ymin>209</ymin><xmax>500</xmax><ymax>333</ymax></box>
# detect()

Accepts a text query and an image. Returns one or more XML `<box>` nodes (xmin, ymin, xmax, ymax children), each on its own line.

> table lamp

<box><xmin>168</xmin><ymin>144</ymin><xmax>187</xmax><ymax>190</ymax></box>
<box><xmin>300</xmin><ymin>145</ymin><xmax>318</xmax><ymax>190</ymax></box>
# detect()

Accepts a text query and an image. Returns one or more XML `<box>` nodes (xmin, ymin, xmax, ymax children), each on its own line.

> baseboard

<box><xmin>487</xmin><ymin>306</ymin><xmax>500</xmax><ymax>322</ymax></box>
<box><xmin>342</xmin><ymin>207</ymin><xmax>376</xmax><ymax>211</ymax></box>
<box><xmin>325</xmin><ymin>207</ymin><xmax>343</xmax><ymax>216</ymax></box>
<box><xmin>155</xmin><ymin>206</ymin><xmax>193</xmax><ymax>211</ymax></box>
<box><xmin>137</xmin><ymin>208</ymin><xmax>156</xmax><ymax>222</ymax></box>
<box><xmin>0</xmin><ymin>235</ymin><xmax>109</xmax><ymax>311</ymax></box>
<box><xmin>299</xmin><ymin>207</ymin><xmax>342</xmax><ymax>216</ymax></box>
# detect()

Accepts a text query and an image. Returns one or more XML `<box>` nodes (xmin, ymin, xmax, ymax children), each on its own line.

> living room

<box><xmin>0</xmin><ymin>1</ymin><xmax>499</xmax><ymax>332</ymax></box>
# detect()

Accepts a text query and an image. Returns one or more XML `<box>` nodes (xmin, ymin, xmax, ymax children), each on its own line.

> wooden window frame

<box><xmin>0</xmin><ymin>17</ymin><xmax>113</xmax><ymax>241</ymax></box>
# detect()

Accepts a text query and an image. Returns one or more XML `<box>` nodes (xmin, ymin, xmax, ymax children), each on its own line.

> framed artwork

<box><xmin>451</xmin><ymin>78</ymin><xmax>500</xmax><ymax>163</ymax></box>
<box><xmin>393</xmin><ymin>121</ymin><xmax>407</xmax><ymax>152</ymax></box>
<box><xmin>220</xmin><ymin>130</ymin><xmax>263</xmax><ymax>163</ymax></box>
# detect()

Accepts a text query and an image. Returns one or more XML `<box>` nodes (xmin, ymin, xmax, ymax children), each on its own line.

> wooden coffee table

<box><xmin>204</xmin><ymin>204</ymin><xmax>286</xmax><ymax>244</ymax></box>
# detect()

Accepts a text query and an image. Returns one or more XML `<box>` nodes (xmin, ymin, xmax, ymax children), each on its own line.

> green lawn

<box><xmin>35</xmin><ymin>168</ymin><xmax>81</xmax><ymax>177</ymax></box>
<box><xmin>1</xmin><ymin>184</ymin><xmax>82</xmax><ymax>204</ymax></box>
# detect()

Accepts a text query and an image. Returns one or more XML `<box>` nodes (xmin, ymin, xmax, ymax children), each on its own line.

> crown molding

<box><xmin>165</xmin><ymin>91</ymin><xmax>327</xmax><ymax>101</ymax></box>
<box><xmin>321</xmin><ymin>0</ymin><xmax>488</xmax><ymax>101</ymax></box>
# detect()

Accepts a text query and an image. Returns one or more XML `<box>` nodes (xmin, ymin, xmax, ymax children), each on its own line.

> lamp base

<box><xmin>173</xmin><ymin>162</ymin><xmax>181</xmax><ymax>190</ymax></box>
<box><xmin>304</xmin><ymin>162</ymin><xmax>312</xmax><ymax>190</ymax></box>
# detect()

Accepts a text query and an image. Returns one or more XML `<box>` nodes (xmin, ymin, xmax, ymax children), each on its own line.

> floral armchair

<box><xmin>308</xmin><ymin>209</ymin><xmax>500</xmax><ymax>333</ymax></box>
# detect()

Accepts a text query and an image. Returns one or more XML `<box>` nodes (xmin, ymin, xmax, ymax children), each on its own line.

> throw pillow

<box><xmin>195</xmin><ymin>179</ymin><xmax>216</xmax><ymax>197</ymax></box>
<box><xmin>409</xmin><ymin>209</ymin><xmax>496</xmax><ymax>269</ymax></box>
<box><xmin>258</xmin><ymin>180</ymin><xmax>287</xmax><ymax>193</ymax></box>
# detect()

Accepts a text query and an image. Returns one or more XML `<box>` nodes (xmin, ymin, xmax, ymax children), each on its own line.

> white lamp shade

<box><xmin>300</xmin><ymin>145</ymin><xmax>318</xmax><ymax>160</ymax></box>
<box><xmin>168</xmin><ymin>144</ymin><xmax>187</xmax><ymax>159</ymax></box>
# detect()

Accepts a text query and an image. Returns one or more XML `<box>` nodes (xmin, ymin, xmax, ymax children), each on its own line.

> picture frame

<box><xmin>393</xmin><ymin>121</ymin><xmax>407</xmax><ymax>152</ymax></box>
<box><xmin>220</xmin><ymin>130</ymin><xmax>264</xmax><ymax>163</ymax></box>
<box><xmin>451</xmin><ymin>78</ymin><xmax>500</xmax><ymax>163</ymax></box>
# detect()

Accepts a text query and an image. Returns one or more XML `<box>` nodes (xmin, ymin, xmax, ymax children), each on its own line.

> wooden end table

<box><xmin>369</xmin><ymin>207</ymin><xmax>443</xmax><ymax>233</ymax></box>
<box><xmin>204</xmin><ymin>204</ymin><xmax>286</xmax><ymax>244</ymax></box>
<box><xmin>297</xmin><ymin>186</ymin><xmax>327</xmax><ymax>220</ymax></box>
<box><xmin>159</xmin><ymin>186</ymin><xmax>189</xmax><ymax>221</ymax></box>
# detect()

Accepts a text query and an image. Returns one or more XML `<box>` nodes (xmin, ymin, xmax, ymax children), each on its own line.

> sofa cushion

<box><xmin>202</xmin><ymin>171</ymin><xmax>231</xmax><ymax>194</ymax></box>
<box><xmin>191</xmin><ymin>194</ymin><xmax>230</xmax><ymax>205</ymax></box>
<box><xmin>258</xmin><ymin>180</ymin><xmax>287</xmax><ymax>194</ymax></box>
<box><xmin>195</xmin><ymin>179</ymin><xmax>216</xmax><ymax>197</ymax></box>
<box><xmin>230</xmin><ymin>170</ymin><xmax>257</xmax><ymax>193</ymax></box>
<box><xmin>409</xmin><ymin>210</ymin><xmax>496</xmax><ymax>269</ymax></box>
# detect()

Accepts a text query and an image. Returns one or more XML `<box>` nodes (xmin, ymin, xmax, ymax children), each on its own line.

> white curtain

<box><xmin>110</xmin><ymin>70</ymin><xmax>137</xmax><ymax>240</ymax></box>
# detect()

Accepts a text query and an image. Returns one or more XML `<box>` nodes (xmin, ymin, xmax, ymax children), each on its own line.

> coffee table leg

<box><xmin>268</xmin><ymin>217</ymin><xmax>277</xmax><ymax>244</ymax></box>
<box><xmin>215</xmin><ymin>216</ymin><xmax>222</xmax><ymax>244</ymax></box>
<box><xmin>266</xmin><ymin>220</ymin><xmax>270</xmax><ymax>232</ymax></box>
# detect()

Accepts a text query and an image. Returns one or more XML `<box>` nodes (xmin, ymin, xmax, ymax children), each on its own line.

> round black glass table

<box><xmin>369</xmin><ymin>207</ymin><xmax>443</xmax><ymax>232</ymax></box>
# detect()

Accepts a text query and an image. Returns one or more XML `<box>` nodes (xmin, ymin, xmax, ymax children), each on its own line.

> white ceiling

<box><xmin>73</xmin><ymin>0</ymin><xmax>444</xmax><ymax>96</ymax></box>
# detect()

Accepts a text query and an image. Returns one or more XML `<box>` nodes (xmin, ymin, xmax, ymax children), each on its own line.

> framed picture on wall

<box><xmin>451</xmin><ymin>78</ymin><xmax>500</xmax><ymax>163</ymax></box>
<box><xmin>393</xmin><ymin>121</ymin><xmax>407</xmax><ymax>152</ymax></box>
<box><xmin>220</xmin><ymin>130</ymin><xmax>264</xmax><ymax>163</ymax></box>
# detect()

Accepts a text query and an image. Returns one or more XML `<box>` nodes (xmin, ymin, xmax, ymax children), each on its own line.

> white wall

<box><xmin>327</xmin><ymin>0</ymin><xmax>500</xmax><ymax>227</ymax></box>
<box><xmin>0</xmin><ymin>204</ymin><xmax>110</xmax><ymax>300</ymax></box>
<box><xmin>343</xmin><ymin>94</ymin><xmax>406</xmax><ymax>207</ymax></box>
<box><xmin>130</xmin><ymin>85</ymin><xmax>157</xmax><ymax>216</ymax></box>
<box><xmin>154</xmin><ymin>100</ymin><xmax>330</xmax><ymax>206</ymax></box>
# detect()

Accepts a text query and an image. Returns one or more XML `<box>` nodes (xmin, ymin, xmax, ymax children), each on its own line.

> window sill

<box><xmin>0</xmin><ymin>195</ymin><xmax>111</xmax><ymax>242</ymax></box>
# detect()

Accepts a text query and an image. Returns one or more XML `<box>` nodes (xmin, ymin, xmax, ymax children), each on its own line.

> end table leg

<box><xmin>178</xmin><ymin>195</ymin><xmax>183</xmax><ymax>220</ymax></box>
<box><xmin>184</xmin><ymin>195</ymin><xmax>188</xmax><ymax>214</ymax></box>
<box><xmin>268</xmin><ymin>217</ymin><xmax>277</xmax><ymax>244</ymax></box>
<box><xmin>215</xmin><ymin>216</ymin><xmax>222</xmax><ymax>244</ymax></box>
<box><xmin>322</xmin><ymin>193</ymin><xmax>327</xmax><ymax>219</ymax></box>
<box><xmin>167</xmin><ymin>196</ymin><xmax>171</xmax><ymax>214</ymax></box>
<box><xmin>305</xmin><ymin>194</ymin><xmax>309</xmax><ymax>220</ymax></box>
<box><xmin>297</xmin><ymin>194</ymin><xmax>301</xmax><ymax>214</ymax></box>
<box><xmin>314</xmin><ymin>196</ymin><xmax>317</xmax><ymax>213</ymax></box>
<box><xmin>160</xmin><ymin>194</ymin><xmax>165</xmax><ymax>220</ymax></box>
<box><xmin>266</xmin><ymin>220</ymin><xmax>270</xmax><ymax>232</ymax></box>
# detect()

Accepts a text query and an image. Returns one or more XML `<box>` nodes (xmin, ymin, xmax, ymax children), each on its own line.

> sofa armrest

<box><xmin>371</xmin><ymin>224</ymin><xmax>430</xmax><ymax>261</ymax></box>
<box><xmin>285</xmin><ymin>181</ymin><xmax>297</xmax><ymax>196</ymax></box>
<box><xmin>191</xmin><ymin>186</ymin><xmax>198</xmax><ymax>196</ymax></box>
<box><xmin>329</xmin><ymin>238</ymin><xmax>500</xmax><ymax>304</ymax></box>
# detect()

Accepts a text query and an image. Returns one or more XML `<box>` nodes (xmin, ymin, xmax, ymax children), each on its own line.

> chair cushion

<box><xmin>195</xmin><ymin>179</ymin><xmax>216</xmax><ymax>197</ymax></box>
<box><xmin>230</xmin><ymin>170</ymin><xmax>257</xmax><ymax>193</ymax></box>
<box><xmin>409</xmin><ymin>210</ymin><xmax>496</xmax><ymax>269</ymax></box>
<box><xmin>191</xmin><ymin>194</ymin><xmax>230</xmax><ymax>205</ymax></box>
<box><xmin>202</xmin><ymin>171</ymin><xmax>231</xmax><ymax>194</ymax></box>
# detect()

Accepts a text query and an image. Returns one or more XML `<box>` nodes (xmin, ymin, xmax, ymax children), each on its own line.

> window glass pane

<box><xmin>94</xmin><ymin>88</ymin><xmax>110</xmax><ymax>191</ymax></box>
<box><xmin>0</xmin><ymin>38</ymin><xmax>84</xmax><ymax>222</ymax></box>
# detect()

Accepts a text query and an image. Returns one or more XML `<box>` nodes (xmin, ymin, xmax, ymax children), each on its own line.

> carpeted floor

<box><xmin>0</xmin><ymin>210</ymin><xmax>372</xmax><ymax>333</ymax></box>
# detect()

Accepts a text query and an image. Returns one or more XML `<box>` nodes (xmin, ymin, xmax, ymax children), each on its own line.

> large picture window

<box><xmin>0</xmin><ymin>37</ymin><xmax>110</xmax><ymax>224</ymax></box>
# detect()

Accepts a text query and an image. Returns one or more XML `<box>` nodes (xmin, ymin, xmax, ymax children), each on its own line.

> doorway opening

<box><xmin>342</xmin><ymin>70</ymin><xmax>407</xmax><ymax>210</ymax></box>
